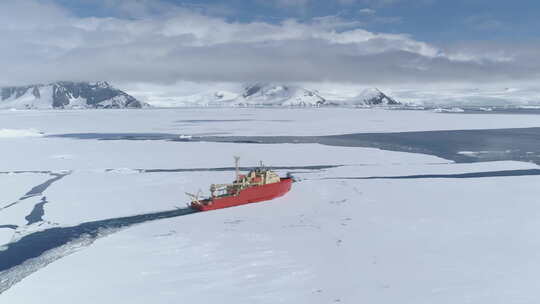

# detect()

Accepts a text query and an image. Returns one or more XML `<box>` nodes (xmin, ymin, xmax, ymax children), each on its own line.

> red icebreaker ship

<box><xmin>188</xmin><ymin>157</ymin><xmax>293</xmax><ymax>211</ymax></box>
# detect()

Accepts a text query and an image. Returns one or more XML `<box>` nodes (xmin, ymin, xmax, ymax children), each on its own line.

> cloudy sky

<box><xmin>1</xmin><ymin>0</ymin><xmax>539</xmax><ymax>95</ymax></box>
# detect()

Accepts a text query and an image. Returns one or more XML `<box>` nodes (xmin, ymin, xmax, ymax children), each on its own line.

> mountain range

<box><xmin>173</xmin><ymin>83</ymin><xmax>400</xmax><ymax>107</ymax></box>
<box><xmin>0</xmin><ymin>81</ymin><xmax>146</xmax><ymax>109</ymax></box>
<box><xmin>0</xmin><ymin>81</ymin><xmax>401</xmax><ymax>109</ymax></box>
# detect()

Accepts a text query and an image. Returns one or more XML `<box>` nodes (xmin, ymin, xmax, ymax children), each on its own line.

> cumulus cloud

<box><xmin>0</xmin><ymin>0</ymin><xmax>538</xmax><ymax>87</ymax></box>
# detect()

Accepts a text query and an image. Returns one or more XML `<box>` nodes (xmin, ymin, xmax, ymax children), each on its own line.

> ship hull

<box><xmin>192</xmin><ymin>178</ymin><xmax>293</xmax><ymax>211</ymax></box>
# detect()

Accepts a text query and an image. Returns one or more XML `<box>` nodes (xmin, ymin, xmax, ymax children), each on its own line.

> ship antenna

<box><xmin>234</xmin><ymin>156</ymin><xmax>240</xmax><ymax>181</ymax></box>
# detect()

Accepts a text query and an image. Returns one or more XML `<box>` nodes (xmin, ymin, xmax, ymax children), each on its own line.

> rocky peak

<box><xmin>0</xmin><ymin>81</ymin><xmax>147</xmax><ymax>109</ymax></box>
<box><xmin>357</xmin><ymin>88</ymin><xmax>399</xmax><ymax>105</ymax></box>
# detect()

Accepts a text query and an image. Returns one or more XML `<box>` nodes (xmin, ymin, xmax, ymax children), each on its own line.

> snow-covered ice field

<box><xmin>1</xmin><ymin>108</ymin><xmax>540</xmax><ymax>303</ymax></box>
<box><xmin>2</xmin><ymin>107</ymin><xmax>540</xmax><ymax>136</ymax></box>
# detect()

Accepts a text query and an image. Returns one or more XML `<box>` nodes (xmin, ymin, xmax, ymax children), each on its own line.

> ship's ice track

<box><xmin>0</xmin><ymin>207</ymin><xmax>198</xmax><ymax>295</ymax></box>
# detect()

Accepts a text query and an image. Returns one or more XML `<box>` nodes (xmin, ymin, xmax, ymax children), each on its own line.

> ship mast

<box><xmin>234</xmin><ymin>156</ymin><xmax>240</xmax><ymax>181</ymax></box>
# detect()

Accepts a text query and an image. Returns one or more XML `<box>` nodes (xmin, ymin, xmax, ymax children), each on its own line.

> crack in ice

<box><xmin>0</xmin><ymin>172</ymin><xmax>70</xmax><ymax>211</ymax></box>
<box><xmin>322</xmin><ymin>169</ymin><xmax>540</xmax><ymax>180</ymax></box>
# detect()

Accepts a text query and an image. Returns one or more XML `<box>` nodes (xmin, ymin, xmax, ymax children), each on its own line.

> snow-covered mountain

<box><xmin>169</xmin><ymin>90</ymin><xmax>240</xmax><ymax>107</ymax></box>
<box><xmin>355</xmin><ymin>88</ymin><xmax>400</xmax><ymax>105</ymax></box>
<box><xmin>327</xmin><ymin>88</ymin><xmax>400</xmax><ymax>106</ymax></box>
<box><xmin>165</xmin><ymin>83</ymin><xmax>401</xmax><ymax>107</ymax></box>
<box><xmin>166</xmin><ymin>83</ymin><xmax>328</xmax><ymax>107</ymax></box>
<box><xmin>0</xmin><ymin>81</ymin><xmax>147</xmax><ymax>109</ymax></box>
<box><xmin>236</xmin><ymin>83</ymin><xmax>326</xmax><ymax>106</ymax></box>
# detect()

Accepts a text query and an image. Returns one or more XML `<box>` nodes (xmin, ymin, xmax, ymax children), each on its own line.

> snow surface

<box><xmin>0</xmin><ymin>129</ymin><xmax>43</xmax><ymax>138</ymax></box>
<box><xmin>433</xmin><ymin>107</ymin><xmax>465</xmax><ymax>113</ymax></box>
<box><xmin>1</xmin><ymin>108</ymin><xmax>540</xmax><ymax>303</ymax></box>
<box><xmin>3</xmin><ymin>161</ymin><xmax>540</xmax><ymax>303</ymax></box>
<box><xmin>0</xmin><ymin>108</ymin><xmax>540</xmax><ymax>136</ymax></box>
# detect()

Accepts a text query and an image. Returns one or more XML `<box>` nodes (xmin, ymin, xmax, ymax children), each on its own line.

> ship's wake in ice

<box><xmin>0</xmin><ymin>207</ymin><xmax>197</xmax><ymax>294</ymax></box>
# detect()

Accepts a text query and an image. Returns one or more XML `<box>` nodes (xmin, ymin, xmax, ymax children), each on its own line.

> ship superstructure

<box><xmin>188</xmin><ymin>157</ymin><xmax>293</xmax><ymax>211</ymax></box>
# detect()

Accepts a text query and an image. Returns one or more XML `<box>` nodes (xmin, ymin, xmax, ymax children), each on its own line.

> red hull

<box><xmin>192</xmin><ymin>178</ymin><xmax>293</xmax><ymax>211</ymax></box>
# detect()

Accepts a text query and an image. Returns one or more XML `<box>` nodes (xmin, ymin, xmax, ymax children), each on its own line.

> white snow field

<box><xmin>0</xmin><ymin>129</ymin><xmax>43</xmax><ymax>138</ymax></box>
<box><xmin>1</xmin><ymin>108</ymin><xmax>540</xmax><ymax>303</ymax></box>
<box><xmin>0</xmin><ymin>107</ymin><xmax>540</xmax><ymax>136</ymax></box>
